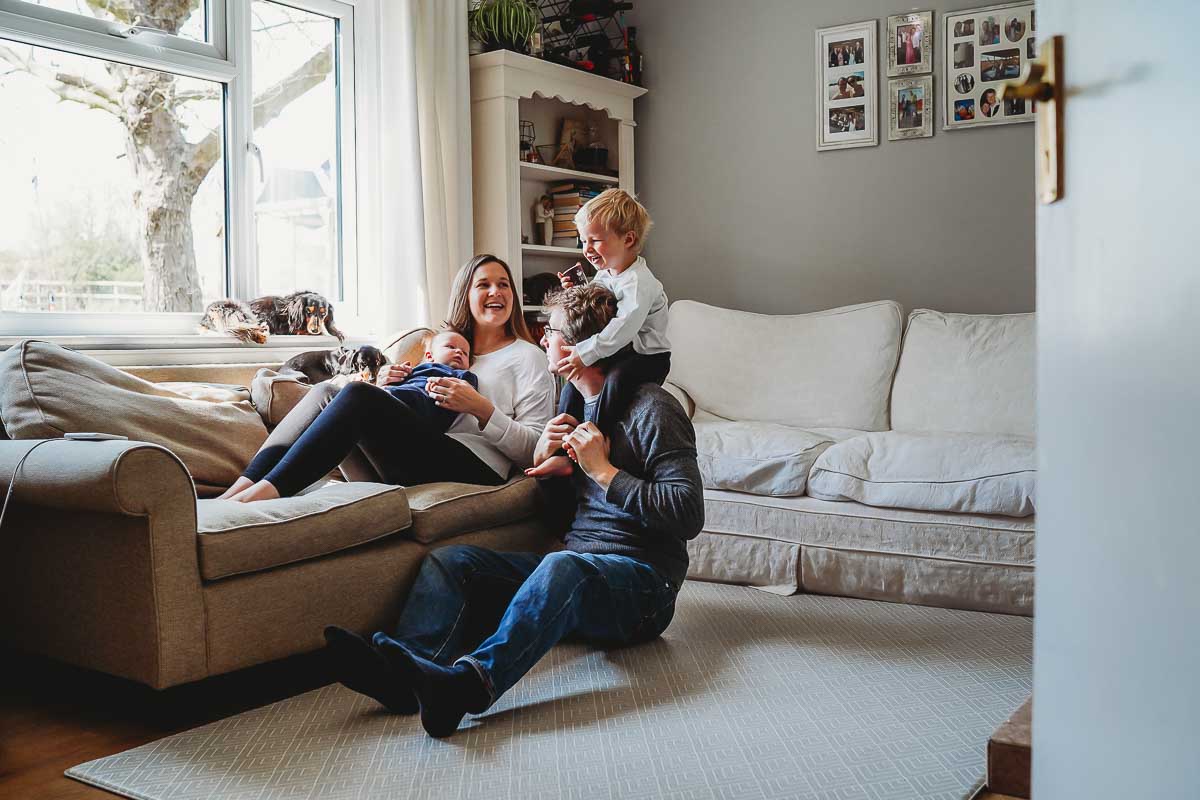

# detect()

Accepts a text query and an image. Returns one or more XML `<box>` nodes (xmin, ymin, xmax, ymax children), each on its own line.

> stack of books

<box><xmin>549</xmin><ymin>182</ymin><xmax>602</xmax><ymax>248</ymax></box>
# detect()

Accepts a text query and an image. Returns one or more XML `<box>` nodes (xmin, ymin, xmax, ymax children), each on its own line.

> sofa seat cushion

<box><xmin>404</xmin><ymin>477</ymin><xmax>538</xmax><ymax>544</ymax></box>
<box><xmin>808</xmin><ymin>431</ymin><xmax>1036</xmax><ymax>517</ymax></box>
<box><xmin>0</xmin><ymin>339</ymin><xmax>268</xmax><ymax>490</ymax></box>
<box><xmin>689</xmin><ymin>489</ymin><xmax>1036</xmax><ymax>607</ymax></box>
<box><xmin>197</xmin><ymin>482</ymin><xmax>412</xmax><ymax>580</ymax></box>
<box><xmin>693</xmin><ymin>417</ymin><xmax>841</xmax><ymax>496</ymax></box>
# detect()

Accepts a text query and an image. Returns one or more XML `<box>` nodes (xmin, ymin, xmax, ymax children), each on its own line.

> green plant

<box><xmin>468</xmin><ymin>0</ymin><xmax>539</xmax><ymax>53</ymax></box>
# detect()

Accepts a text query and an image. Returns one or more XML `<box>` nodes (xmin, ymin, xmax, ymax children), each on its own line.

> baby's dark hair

<box><xmin>543</xmin><ymin>283</ymin><xmax>619</xmax><ymax>345</ymax></box>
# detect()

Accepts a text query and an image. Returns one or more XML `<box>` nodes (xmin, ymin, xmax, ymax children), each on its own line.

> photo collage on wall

<box><xmin>886</xmin><ymin>11</ymin><xmax>933</xmax><ymax>140</ymax></box>
<box><xmin>815</xmin><ymin>20</ymin><xmax>878</xmax><ymax>151</ymax></box>
<box><xmin>943</xmin><ymin>1</ymin><xmax>1036</xmax><ymax>129</ymax></box>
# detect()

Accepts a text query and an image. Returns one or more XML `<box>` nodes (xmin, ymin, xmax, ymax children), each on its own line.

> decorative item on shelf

<box><xmin>888</xmin><ymin>75</ymin><xmax>934</xmax><ymax>140</ymax></box>
<box><xmin>815</xmin><ymin>19</ymin><xmax>879</xmax><ymax>151</ymax></box>
<box><xmin>536</xmin><ymin>0</ymin><xmax>633</xmax><ymax>81</ymax></box>
<box><xmin>943</xmin><ymin>1</ymin><xmax>1036</xmax><ymax>130</ymax></box>
<box><xmin>519</xmin><ymin>120</ymin><xmax>541</xmax><ymax>162</ymax></box>
<box><xmin>522</xmin><ymin>271</ymin><xmax>561</xmax><ymax>306</ymax></box>
<box><xmin>552</xmin><ymin>118</ymin><xmax>589</xmax><ymax>169</ymax></box>
<box><xmin>623</xmin><ymin>25</ymin><xmax>642</xmax><ymax>85</ymax></box>
<box><xmin>573</xmin><ymin>123</ymin><xmax>609</xmax><ymax>172</ymax></box>
<box><xmin>533</xmin><ymin>194</ymin><xmax>554</xmax><ymax>244</ymax></box>
<box><xmin>535</xmin><ymin>144</ymin><xmax>558</xmax><ymax>164</ymax></box>
<box><xmin>469</xmin><ymin>0</ymin><xmax>540</xmax><ymax>54</ymax></box>
<box><xmin>887</xmin><ymin>11</ymin><xmax>934</xmax><ymax>77</ymax></box>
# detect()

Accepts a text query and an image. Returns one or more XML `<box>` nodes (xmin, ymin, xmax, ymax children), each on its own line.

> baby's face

<box><xmin>428</xmin><ymin>332</ymin><xmax>470</xmax><ymax>370</ymax></box>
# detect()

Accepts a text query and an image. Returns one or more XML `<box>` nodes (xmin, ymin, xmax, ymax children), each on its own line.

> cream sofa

<box><xmin>0</xmin><ymin>331</ymin><xmax>557</xmax><ymax>689</ymax></box>
<box><xmin>665</xmin><ymin>300</ymin><xmax>1036</xmax><ymax>615</ymax></box>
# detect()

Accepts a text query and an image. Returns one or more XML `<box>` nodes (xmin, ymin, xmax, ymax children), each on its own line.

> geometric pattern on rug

<box><xmin>67</xmin><ymin>582</ymin><xmax>1032</xmax><ymax>800</ymax></box>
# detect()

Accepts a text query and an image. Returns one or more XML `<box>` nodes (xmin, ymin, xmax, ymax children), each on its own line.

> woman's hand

<box><xmin>426</xmin><ymin>377</ymin><xmax>495</xmax><ymax>427</ymax></box>
<box><xmin>534</xmin><ymin>412</ymin><xmax>579</xmax><ymax>466</ymax></box>
<box><xmin>375</xmin><ymin>361</ymin><xmax>413</xmax><ymax>387</ymax></box>
<box><xmin>563</xmin><ymin>422</ymin><xmax>617</xmax><ymax>487</ymax></box>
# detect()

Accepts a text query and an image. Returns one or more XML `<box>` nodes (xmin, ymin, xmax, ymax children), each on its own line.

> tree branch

<box><xmin>186</xmin><ymin>43</ymin><xmax>333</xmax><ymax>182</ymax></box>
<box><xmin>85</xmin><ymin>0</ymin><xmax>134</xmax><ymax>25</ymax></box>
<box><xmin>0</xmin><ymin>44</ymin><xmax>123</xmax><ymax>118</ymax></box>
<box><xmin>175</xmin><ymin>87</ymin><xmax>221</xmax><ymax>103</ymax></box>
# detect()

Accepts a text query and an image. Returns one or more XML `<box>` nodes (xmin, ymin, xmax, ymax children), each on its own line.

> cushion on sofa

<box><xmin>196</xmin><ymin>482</ymin><xmax>412</xmax><ymax>580</ymax></box>
<box><xmin>694</xmin><ymin>417</ymin><xmax>834</xmax><ymax>496</ymax></box>
<box><xmin>404</xmin><ymin>477</ymin><xmax>538</xmax><ymax>544</ymax></box>
<box><xmin>665</xmin><ymin>299</ymin><xmax>903</xmax><ymax>430</ymax></box>
<box><xmin>0</xmin><ymin>339</ymin><xmax>268</xmax><ymax>488</ymax></box>
<box><xmin>890</xmin><ymin>309</ymin><xmax>1035</xmax><ymax>437</ymax></box>
<box><xmin>250</xmin><ymin>368</ymin><xmax>313</xmax><ymax>427</ymax></box>
<box><xmin>807</xmin><ymin>431</ymin><xmax>1036</xmax><ymax>517</ymax></box>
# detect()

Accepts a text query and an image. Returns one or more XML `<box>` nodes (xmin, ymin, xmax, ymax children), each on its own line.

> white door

<box><xmin>1034</xmin><ymin>1</ymin><xmax>1200</xmax><ymax>797</ymax></box>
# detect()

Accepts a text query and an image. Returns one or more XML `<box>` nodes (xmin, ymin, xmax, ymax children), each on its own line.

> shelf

<box><xmin>519</xmin><ymin>161</ymin><xmax>618</xmax><ymax>185</ymax></box>
<box><xmin>523</xmin><ymin>244</ymin><xmax>583</xmax><ymax>256</ymax></box>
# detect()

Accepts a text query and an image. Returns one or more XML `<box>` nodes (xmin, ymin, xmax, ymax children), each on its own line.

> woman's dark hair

<box><xmin>444</xmin><ymin>254</ymin><xmax>534</xmax><ymax>346</ymax></box>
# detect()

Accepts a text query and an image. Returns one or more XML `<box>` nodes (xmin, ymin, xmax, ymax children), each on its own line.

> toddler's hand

<box><xmin>557</xmin><ymin>271</ymin><xmax>574</xmax><ymax>289</ymax></box>
<box><xmin>554</xmin><ymin>347</ymin><xmax>586</xmax><ymax>380</ymax></box>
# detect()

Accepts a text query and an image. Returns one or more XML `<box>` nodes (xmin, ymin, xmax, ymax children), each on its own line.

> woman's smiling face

<box><xmin>468</xmin><ymin>260</ymin><xmax>514</xmax><ymax>332</ymax></box>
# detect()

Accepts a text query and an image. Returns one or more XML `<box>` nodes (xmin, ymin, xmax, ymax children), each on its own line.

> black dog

<box><xmin>200</xmin><ymin>290</ymin><xmax>344</xmax><ymax>343</ymax></box>
<box><xmin>282</xmin><ymin>345</ymin><xmax>389</xmax><ymax>385</ymax></box>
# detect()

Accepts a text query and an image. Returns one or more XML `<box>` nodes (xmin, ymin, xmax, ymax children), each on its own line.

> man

<box><xmin>323</xmin><ymin>282</ymin><xmax>704</xmax><ymax>738</ymax></box>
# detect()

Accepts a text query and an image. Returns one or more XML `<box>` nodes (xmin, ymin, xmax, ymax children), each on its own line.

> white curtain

<box><xmin>370</xmin><ymin>0</ymin><xmax>473</xmax><ymax>335</ymax></box>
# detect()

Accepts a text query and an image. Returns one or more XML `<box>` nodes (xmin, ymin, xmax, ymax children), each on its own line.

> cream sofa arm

<box><xmin>0</xmin><ymin>440</ymin><xmax>207</xmax><ymax>688</ymax></box>
<box><xmin>664</xmin><ymin>381</ymin><xmax>695</xmax><ymax>418</ymax></box>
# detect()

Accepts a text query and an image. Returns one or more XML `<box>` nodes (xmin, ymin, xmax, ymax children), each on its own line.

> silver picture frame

<box><xmin>815</xmin><ymin>19</ymin><xmax>878</xmax><ymax>151</ymax></box>
<box><xmin>887</xmin><ymin>11</ymin><xmax>933</xmax><ymax>77</ymax></box>
<box><xmin>888</xmin><ymin>75</ymin><xmax>934</xmax><ymax>140</ymax></box>
<box><xmin>943</xmin><ymin>1</ymin><xmax>1036</xmax><ymax>130</ymax></box>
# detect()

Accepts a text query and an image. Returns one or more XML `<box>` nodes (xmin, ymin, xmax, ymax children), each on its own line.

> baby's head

<box><xmin>426</xmin><ymin>330</ymin><xmax>470</xmax><ymax>370</ymax></box>
<box><xmin>574</xmin><ymin>188</ymin><xmax>653</xmax><ymax>272</ymax></box>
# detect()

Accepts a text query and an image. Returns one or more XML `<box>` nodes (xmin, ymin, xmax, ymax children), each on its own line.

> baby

<box><xmin>528</xmin><ymin>188</ymin><xmax>671</xmax><ymax>477</ymax></box>
<box><xmin>385</xmin><ymin>330</ymin><xmax>478</xmax><ymax>431</ymax></box>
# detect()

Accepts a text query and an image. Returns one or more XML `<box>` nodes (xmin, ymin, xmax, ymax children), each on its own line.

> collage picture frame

<box><xmin>943</xmin><ymin>1</ymin><xmax>1037</xmax><ymax>130</ymax></box>
<box><xmin>814</xmin><ymin>19</ymin><xmax>878</xmax><ymax>151</ymax></box>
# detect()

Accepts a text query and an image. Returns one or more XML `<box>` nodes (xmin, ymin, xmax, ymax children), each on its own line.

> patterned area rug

<box><xmin>67</xmin><ymin>582</ymin><xmax>1031</xmax><ymax>800</ymax></box>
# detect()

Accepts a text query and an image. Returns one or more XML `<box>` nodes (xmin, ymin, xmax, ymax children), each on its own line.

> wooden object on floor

<box><xmin>988</xmin><ymin>695</ymin><xmax>1032</xmax><ymax>798</ymax></box>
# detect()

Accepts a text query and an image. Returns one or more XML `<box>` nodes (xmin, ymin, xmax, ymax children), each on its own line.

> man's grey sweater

<box><xmin>564</xmin><ymin>384</ymin><xmax>705</xmax><ymax>588</ymax></box>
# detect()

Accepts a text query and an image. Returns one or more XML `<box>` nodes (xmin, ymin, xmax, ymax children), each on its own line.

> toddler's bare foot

<box><xmin>524</xmin><ymin>454</ymin><xmax>575</xmax><ymax>478</ymax></box>
<box><xmin>216</xmin><ymin>476</ymin><xmax>254</xmax><ymax>500</ymax></box>
<box><xmin>231</xmin><ymin>480</ymin><xmax>281</xmax><ymax>503</ymax></box>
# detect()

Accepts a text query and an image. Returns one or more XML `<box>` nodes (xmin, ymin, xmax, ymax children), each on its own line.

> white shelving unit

<box><xmin>469</xmin><ymin>50</ymin><xmax>646</xmax><ymax>321</ymax></box>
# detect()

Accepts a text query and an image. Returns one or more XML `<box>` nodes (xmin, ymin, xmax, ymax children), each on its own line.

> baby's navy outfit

<box><xmin>386</xmin><ymin>362</ymin><xmax>478</xmax><ymax>431</ymax></box>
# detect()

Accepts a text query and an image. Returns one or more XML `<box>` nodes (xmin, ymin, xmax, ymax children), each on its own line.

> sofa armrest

<box><xmin>664</xmin><ymin>381</ymin><xmax>695</xmax><ymax>418</ymax></box>
<box><xmin>0</xmin><ymin>440</ymin><xmax>207</xmax><ymax>688</ymax></box>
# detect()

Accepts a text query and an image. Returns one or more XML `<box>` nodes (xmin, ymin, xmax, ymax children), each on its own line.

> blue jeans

<box><xmin>377</xmin><ymin>545</ymin><xmax>678</xmax><ymax>705</ymax></box>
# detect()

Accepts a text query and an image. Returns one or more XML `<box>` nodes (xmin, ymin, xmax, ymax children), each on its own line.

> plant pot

<box><xmin>482</xmin><ymin>36</ymin><xmax>529</xmax><ymax>55</ymax></box>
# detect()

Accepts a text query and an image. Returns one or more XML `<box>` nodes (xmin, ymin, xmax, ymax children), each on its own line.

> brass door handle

<box><xmin>1003</xmin><ymin>35</ymin><xmax>1064</xmax><ymax>204</ymax></box>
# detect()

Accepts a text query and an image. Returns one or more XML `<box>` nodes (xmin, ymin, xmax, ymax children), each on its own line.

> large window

<box><xmin>0</xmin><ymin>0</ymin><xmax>360</xmax><ymax>335</ymax></box>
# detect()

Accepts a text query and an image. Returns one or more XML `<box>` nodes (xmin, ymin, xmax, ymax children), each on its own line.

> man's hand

<box><xmin>554</xmin><ymin>347</ymin><xmax>586</xmax><ymax>381</ymax></box>
<box><xmin>533</xmin><ymin>412</ymin><xmax>579</xmax><ymax>466</ymax></box>
<box><xmin>563</xmin><ymin>422</ymin><xmax>618</xmax><ymax>488</ymax></box>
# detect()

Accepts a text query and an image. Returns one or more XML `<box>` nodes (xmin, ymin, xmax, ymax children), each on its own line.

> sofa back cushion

<box><xmin>0</xmin><ymin>339</ymin><xmax>268</xmax><ymax>488</ymax></box>
<box><xmin>891</xmin><ymin>310</ymin><xmax>1035</xmax><ymax>436</ymax></box>
<box><xmin>666</xmin><ymin>300</ymin><xmax>904</xmax><ymax>430</ymax></box>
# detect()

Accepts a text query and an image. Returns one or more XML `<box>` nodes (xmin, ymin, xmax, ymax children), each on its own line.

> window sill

<box><xmin>0</xmin><ymin>334</ymin><xmax>371</xmax><ymax>367</ymax></box>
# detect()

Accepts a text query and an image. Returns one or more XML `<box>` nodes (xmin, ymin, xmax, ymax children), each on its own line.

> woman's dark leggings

<box><xmin>242</xmin><ymin>381</ymin><xmax>504</xmax><ymax>497</ymax></box>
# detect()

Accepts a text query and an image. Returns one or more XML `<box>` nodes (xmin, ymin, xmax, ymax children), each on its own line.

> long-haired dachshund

<box><xmin>199</xmin><ymin>291</ymin><xmax>344</xmax><ymax>343</ymax></box>
<box><xmin>282</xmin><ymin>345</ymin><xmax>389</xmax><ymax>385</ymax></box>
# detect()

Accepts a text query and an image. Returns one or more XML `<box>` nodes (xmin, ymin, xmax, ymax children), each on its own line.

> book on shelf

<box><xmin>552</xmin><ymin>236</ymin><xmax>581</xmax><ymax>248</ymax></box>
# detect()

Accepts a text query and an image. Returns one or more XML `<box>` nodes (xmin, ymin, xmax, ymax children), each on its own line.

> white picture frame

<box><xmin>943</xmin><ymin>1</ymin><xmax>1037</xmax><ymax>130</ymax></box>
<box><xmin>888</xmin><ymin>75</ymin><xmax>934</xmax><ymax>140</ymax></box>
<box><xmin>815</xmin><ymin>19</ymin><xmax>878</xmax><ymax>151</ymax></box>
<box><xmin>887</xmin><ymin>11</ymin><xmax>934</xmax><ymax>77</ymax></box>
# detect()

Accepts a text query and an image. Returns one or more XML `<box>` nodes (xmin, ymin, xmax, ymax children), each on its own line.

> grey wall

<box><xmin>626</xmin><ymin>0</ymin><xmax>1036</xmax><ymax>315</ymax></box>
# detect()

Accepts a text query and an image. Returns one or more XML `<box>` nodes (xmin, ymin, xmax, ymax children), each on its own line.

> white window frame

<box><xmin>0</xmin><ymin>0</ymin><xmax>377</xmax><ymax>350</ymax></box>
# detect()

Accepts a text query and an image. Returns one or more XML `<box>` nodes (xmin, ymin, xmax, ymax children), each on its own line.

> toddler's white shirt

<box><xmin>574</xmin><ymin>256</ymin><xmax>671</xmax><ymax>366</ymax></box>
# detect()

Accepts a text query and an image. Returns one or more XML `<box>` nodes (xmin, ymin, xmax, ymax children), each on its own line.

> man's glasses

<box><xmin>544</xmin><ymin>326</ymin><xmax>567</xmax><ymax>339</ymax></box>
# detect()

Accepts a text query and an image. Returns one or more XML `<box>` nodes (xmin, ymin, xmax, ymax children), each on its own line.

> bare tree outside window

<box><xmin>0</xmin><ymin>0</ymin><xmax>334</xmax><ymax>313</ymax></box>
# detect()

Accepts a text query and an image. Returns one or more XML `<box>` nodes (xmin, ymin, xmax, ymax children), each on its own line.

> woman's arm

<box><xmin>476</xmin><ymin>352</ymin><xmax>556</xmax><ymax>469</ymax></box>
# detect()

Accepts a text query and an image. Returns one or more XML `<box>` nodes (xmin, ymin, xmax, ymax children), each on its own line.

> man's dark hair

<box><xmin>543</xmin><ymin>283</ymin><xmax>619</xmax><ymax>345</ymax></box>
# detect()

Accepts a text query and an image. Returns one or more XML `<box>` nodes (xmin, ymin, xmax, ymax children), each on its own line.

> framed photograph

<box><xmin>815</xmin><ymin>20</ymin><xmax>878</xmax><ymax>151</ymax></box>
<box><xmin>887</xmin><ymin>11</ymin><xmax>933</xmax><ymax>77</ymax></box>
<box><xmin>888</xmin><ymin>76</ymin><xmax>933</xmax><ymax>140</ymax></box>
<box><xmin>943</xmin><ymin>2</ymin><xmax>1036</xmax><ymax>130</ymax></box>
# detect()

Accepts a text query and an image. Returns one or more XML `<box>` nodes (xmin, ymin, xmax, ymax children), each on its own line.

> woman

<box><xmin>219</xmin><ymin>255</ymin><xmax>555</xmax><ymax>502</ymax></box>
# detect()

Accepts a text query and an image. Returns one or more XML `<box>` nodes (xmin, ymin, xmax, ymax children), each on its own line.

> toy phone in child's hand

<box><xmin>560</xmin><ymin>262</ymin><xmax>589</xmax><ymax>286</ymax></box>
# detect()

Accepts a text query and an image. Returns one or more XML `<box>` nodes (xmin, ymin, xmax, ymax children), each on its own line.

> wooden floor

<box><xmin>0</xmin><ymin>647</ymin><xmax>333</xmax><ymax>799</ymax></box>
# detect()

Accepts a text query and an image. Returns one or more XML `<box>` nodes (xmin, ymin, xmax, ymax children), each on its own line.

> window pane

<box><xmin>251</xmin><ymin>1</ymin><xmax>341</xmax><ymax>300</ymax></box>
<box><xmin>18</xmin><ymin>0</ymin><xmax>209</xmax><ymax>42</ymax></box>
<box><xmin>0</xmin><ymin>42</ymin><xmax>225</xmax><ymax>313</ymax></box>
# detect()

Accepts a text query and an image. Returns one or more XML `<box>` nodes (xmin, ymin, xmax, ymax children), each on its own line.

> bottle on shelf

<box><xmin>624</xmin><ymin>26</ymin><xmax>642</xmax><ymax>85</ymax></box>
<box><xmin>543</xmin><ymin>0</ymin><xmax>633</xmax><ymax>28</ymax></box>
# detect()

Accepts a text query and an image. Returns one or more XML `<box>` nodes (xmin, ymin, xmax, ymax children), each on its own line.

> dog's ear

<box><xmin>286</xmin><ymin>296</ymin><xmax>307</xmax><ymax>334</ymax></box>
<box><xmin>324</xmin><ymin>302</ymin><xmax>345</xmax><ymax>342</ymax></box>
